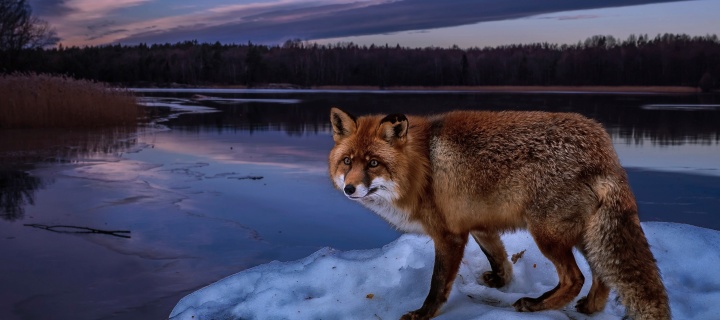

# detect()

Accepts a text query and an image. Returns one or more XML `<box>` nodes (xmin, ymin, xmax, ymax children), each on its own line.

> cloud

<box><xmin>63</xmin><ymin>0</ymin><xmax>151</xmax><ymax>20</ymax></box>
<box><xmin>535</xmin><ymin>14</ymin><xmax>600</xmax><ymax>21</ymax></box>
<box><xmin>30</xmin><ymin>0</ymin><xmax>150</xmax><ymax>18</ymax></box>
<box><xmin>29</xmin><ymin>0</ymin><xmax>153</xmax><ymax>44</ymax></box>
<box><xmin>87</xmin><ymin>29</ymin><xmax>129</xmax><ymax>41</ymax></box>
<box><xmin>28</xmin><ymin>0</ymin><xmax>73</xmax><ymax>17</ymax></box>
<box><xmin>32</xmin><ymin>0</ymin><xmax>693</xmax><ymax>46</ymax></box>
<box><xmin>117</xmin><ymin>0</ymin><xmax>691</xmax><ymax>45</ymax></box>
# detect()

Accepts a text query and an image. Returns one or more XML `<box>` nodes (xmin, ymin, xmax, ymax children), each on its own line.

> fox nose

<box><xmin>343</xmin><ymin>184</ymin><xmax>356</xmax><ymax>195</ymax></box>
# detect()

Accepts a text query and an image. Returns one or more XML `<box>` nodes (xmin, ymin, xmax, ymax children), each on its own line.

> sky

<box><xmin>28</xmin><ymin>0</ymin><xmax>720</xmax><ymax>48</ymax></box>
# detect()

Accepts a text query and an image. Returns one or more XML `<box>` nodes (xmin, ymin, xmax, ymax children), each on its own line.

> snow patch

<box><xmin>170</xmin><ymin>222</ymin><xmax>719</xmax><ymax>319</ymax></box>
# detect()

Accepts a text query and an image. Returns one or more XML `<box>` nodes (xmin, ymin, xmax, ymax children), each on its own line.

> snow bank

<box><xmin>170</xmin><ymin>222</ymin><xmax>720</xmax><ymax>319</ymax></box>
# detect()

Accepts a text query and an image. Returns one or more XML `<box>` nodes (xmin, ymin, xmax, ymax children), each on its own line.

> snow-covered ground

<box><xmin>170</xmin><ymin>222</ymin><xmax>720</xmax><ymax>320</ymax></box>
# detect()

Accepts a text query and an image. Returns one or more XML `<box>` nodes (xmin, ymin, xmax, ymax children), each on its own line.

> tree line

<box><xmin>2</xmin><ymin>33</ymin><xmax>720</xmax><ymax>91</ymax></box>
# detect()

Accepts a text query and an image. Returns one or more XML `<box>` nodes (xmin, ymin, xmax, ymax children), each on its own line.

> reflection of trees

<box><xmin>0</xmin><ymin>127</ymin><xmax>138</xmax><ymax>220</ymax></box>
<box><xmin>150</xmin><ymin>92</ymin><xmax>720</xmax><ymax>146</ymax></box>
<box><xmin>0</xmin><ymin>169</ymin><xmax>43</xmax><ymax>221</ymax></box>
<box><xmin>0</xmin><ymin>127</ymin><xmax>139</xmax><ymax>164</ymax></box>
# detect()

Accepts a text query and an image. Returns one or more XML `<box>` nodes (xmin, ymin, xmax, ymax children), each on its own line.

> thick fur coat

<box><xmin>328</xmin><ymin>108</ymin><xmax>670</xmax><ymax>320</ymax></box>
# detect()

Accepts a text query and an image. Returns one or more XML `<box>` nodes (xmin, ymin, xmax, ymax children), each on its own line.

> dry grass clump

<box><xmin>0</xmin><ymin>73</ymin><xmax>141</xmax><ymax>128</ymax></box>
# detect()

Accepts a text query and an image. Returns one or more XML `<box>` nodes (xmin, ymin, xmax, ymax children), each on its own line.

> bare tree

<box><xmin>0</xmin><ymin>0</ymin><xmax>58</xmax><ymax>51</ymax></box>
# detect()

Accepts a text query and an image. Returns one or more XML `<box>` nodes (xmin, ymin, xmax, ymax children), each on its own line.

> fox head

<box><xmin>328</xmin><ymin>107</ymin><xmax>409</xmax><ymax>205</ymax></box>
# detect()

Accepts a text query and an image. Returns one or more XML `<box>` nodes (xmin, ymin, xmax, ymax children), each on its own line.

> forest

<box><xmin>2</xmin><ymin>33</ymin><xmax>719</xmax><ymax>91</ymax></box>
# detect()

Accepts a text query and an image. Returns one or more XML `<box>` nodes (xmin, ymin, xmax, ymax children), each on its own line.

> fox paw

<box><xmin>481</xmin><ymin>271</ymin><xmax>506</xmax><ymax>288</ymax></box>
<box><xmin>576</xmin><ymin>296</ymin><xmax>604</xmax><ymax>314</ymax></box>
<box><xmin>513</xmin><ymin>297</ymin><xmax>543</xmax><ymax>312</ymax></box>
<box><xmin>399</xmin><ymin>311</ymin><xmax>431</xmax><ymax>320</ymax></box>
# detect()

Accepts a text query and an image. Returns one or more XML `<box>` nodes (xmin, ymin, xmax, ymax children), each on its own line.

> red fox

<box><xmin>328</xmin><ymin>108</ymin><xmax>670</xmax><ymax>320</ymax></box>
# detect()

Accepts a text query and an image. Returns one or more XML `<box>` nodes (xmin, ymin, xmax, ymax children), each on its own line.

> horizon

<box><xmin>29</xmin><ymin>0</ymin><xmax>720</xmax><ymax>49</ymax></box>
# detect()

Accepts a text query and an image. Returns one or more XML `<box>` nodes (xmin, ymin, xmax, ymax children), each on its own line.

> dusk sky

<box><xmin>29</xmin><ymin>0</ymin><xmax>720</xmax><ymax>48</ymax></box>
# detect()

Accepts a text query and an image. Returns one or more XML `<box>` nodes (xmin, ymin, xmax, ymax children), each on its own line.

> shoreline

<box><xmin>313</xmin><ymin>85</ymin><xmax>702</xmax><ymax>93</ymax></box>
<box><xmin>198</xmin><ymin>84</ymin><xmax>704</xmax><ymax>94</ymax></box>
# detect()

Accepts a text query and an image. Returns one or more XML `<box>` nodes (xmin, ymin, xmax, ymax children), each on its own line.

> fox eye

<box><xmin>368</xmin><ymin>159</ymin><xmax>379</xmax><ymax>168</ymax></box>
<box><xmin>343</xmin><ymin>157</ymin><xmax>351</xmax><ymax>165</ymax></box>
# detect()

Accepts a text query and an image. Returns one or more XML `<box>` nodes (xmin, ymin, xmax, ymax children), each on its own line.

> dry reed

<box><xmin>0</xmin><ymin>73</ymin><xmax>141</xmax><ymax>128</ymax></box>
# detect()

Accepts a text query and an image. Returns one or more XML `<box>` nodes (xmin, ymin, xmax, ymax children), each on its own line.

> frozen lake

<box><xmin>1</xmin><ymin>90</ymin><xmax>719</xmax><ymax>319</ymax></box>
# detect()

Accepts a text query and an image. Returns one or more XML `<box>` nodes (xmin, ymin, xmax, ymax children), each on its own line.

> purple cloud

<box><xmin>30</xmin><ymin>0</ymin><xmax>694</xmax><ymax>46</ymax></box>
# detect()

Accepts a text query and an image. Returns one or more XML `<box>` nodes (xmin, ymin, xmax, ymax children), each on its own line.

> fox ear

<box><xmin>330</xmin><ymin>107</ymin><xmax>357</xmax><ymax>143</ymax></box>
<box><xmin>378</xmin><ymin>113</ymin><xmax>408</xmax><ymax>145</ymax></box>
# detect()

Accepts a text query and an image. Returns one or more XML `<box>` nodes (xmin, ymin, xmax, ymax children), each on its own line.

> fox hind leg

<box><xmin>575</xmin><ymin>247</ymin><xmax>610</xmax><ymax>314</ymax></box>
<box><xmin>471</xmin><ymin>231</ymin><xmax>512</xmax><ymax>288</ymax></box>
<box><xmin>576</xmin><ymin>276</ymin><xmax>610</xmax><ymax>314</ymax></box>
<box><xmin>514</xmin><ymin>230</ymin><xmax>585</xmax><ymax>312</ymax></box>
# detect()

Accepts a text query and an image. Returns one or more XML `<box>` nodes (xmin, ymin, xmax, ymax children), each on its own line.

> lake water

<box><xmin>1</xmin><ymin>90</ymin><xmax>719</xmax><ymax>319</ymax></box>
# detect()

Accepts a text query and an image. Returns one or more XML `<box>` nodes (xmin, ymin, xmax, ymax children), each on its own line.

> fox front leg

<box><xmin>471</xmin><ymin>231</ymin><xmax>512</xmax><ymax>288</ymax></box>
<box><xmin>401</xmin><ymin>233</ymin><xmax>468</xmax><ymax>320</ymax></box>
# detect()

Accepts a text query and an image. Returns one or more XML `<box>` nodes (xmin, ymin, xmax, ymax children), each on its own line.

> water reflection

<box><xmin>136</xmin><ymin>90</ymin><xmax>720</xmax><ymax>180</ymax></box>
<box><xmin>0</xmin><ymin>169</ymin><xmax>43</xmax><ymax>221</ymax></box>
<box><xmin>0</xmin><ymin>127</ymin><xmax>139</xmax><ymax>219</ymax></box>
<box><xmin>0</xmin><ymin>128</ymin><xmax>140</xmax><ymax>164</ymax></box>
<box><xmin>149</xmin><ymin>91</ymin><xmax>720</xmax><ymax>146</ymax></box>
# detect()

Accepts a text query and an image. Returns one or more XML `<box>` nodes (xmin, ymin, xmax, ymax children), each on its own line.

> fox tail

<box><xmin>584</xmin><ymin>175</ymin><xmax>670</xmax><ymax>320</ymax></box>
